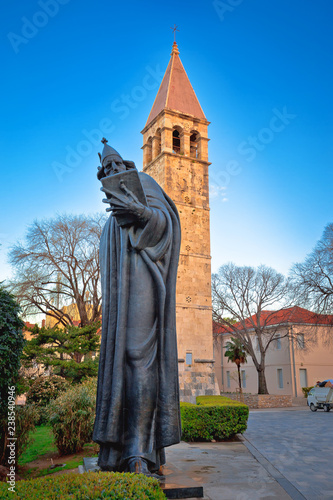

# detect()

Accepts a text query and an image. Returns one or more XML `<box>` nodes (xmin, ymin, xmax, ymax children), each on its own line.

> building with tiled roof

<box><xmin>214</xmin><ymin>306</ymin><xmax>333</xmax><ymax>396</ymax></box>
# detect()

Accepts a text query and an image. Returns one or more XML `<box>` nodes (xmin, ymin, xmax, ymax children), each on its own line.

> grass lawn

<box><xmin>19</xmin><ymin>425</ymin><xmax>98</xmax><ymax>479</ymax></box>
<box><xmin>19</xmin><ymin>425</ymin><xmax>57</xmax><ymax>465</ymax></box>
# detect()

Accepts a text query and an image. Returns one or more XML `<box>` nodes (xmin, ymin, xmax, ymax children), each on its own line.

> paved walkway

<box><xmin>166</xmin><ymin>407</ymin><xmax>333</xmax><ymax>500</ymax></box>
<box><xmin>244</xmin><ymin>408</ymin><xmax>333</xmax><ymax>500</ymax></box>
<box><xmin>166</xmin><ymin>439</ymin><xmax>291</xmax><ymax>500</ymax></box>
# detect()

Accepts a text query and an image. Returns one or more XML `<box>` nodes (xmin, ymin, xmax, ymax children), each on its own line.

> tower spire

<box><xmin>145</xmin><ymin>40</ymin><xmax>206</xmax><ymax>126</ymax></box>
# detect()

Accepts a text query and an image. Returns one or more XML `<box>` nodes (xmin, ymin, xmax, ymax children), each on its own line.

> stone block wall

<box><xmin>221</xmin><ymin>392</ymin><xmax>293</xmax><ymax>408</ymax></box>
<box><xmin>179</xmin><ymin>361</ymin><xmax>218</xmax><ymax>403</ymax></box>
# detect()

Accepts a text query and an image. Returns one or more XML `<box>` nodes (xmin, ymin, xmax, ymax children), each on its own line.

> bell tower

<box><xmin>141</xmin><ymin>42</ymin><xmax>218</xmax><ymax>401</ymax></box>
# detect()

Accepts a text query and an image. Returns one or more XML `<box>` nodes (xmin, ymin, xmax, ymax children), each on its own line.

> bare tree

<box><xmin>290</xmin><ymin>223</ymin><xmax>333</xmax><ymax>314</ymax></box>
<box><xmin>212</xmin><ymin>263</ymin><xmax>293</xmax><ymax>394</ymax></box>
<box><xmin>9</xmin><ymin>214</ymin><xmax>107</xmax><ymax>327</ymax></box>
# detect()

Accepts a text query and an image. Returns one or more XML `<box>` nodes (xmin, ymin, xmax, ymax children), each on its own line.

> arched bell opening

<box><xmin>172</xmin><ymin>126</ymin><xmax>183</xmax><ymax>154</ymax></box>
<box><xmin>190</xmin><ymin>131</ymin><xmax>201</xmax><ymax>159</ymax></box>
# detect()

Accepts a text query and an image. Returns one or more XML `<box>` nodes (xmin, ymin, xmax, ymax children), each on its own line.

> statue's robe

<box><xmin>93</xmin><ymin>172</ymin><xmax>181</xmax><ymax>471</ymax></box>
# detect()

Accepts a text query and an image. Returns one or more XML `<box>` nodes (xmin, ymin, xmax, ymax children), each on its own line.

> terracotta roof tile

<box><xmin>213</xmin><ymin>306</ymin><xmax>333</xmax><ymax>334</ymax></box>
<box><xmin>146</xmin><ymin>43</ymin><xmax>206</xmax><ymax>126</ymax></box>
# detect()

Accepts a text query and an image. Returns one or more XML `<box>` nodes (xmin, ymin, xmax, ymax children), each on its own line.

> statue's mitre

<box><xmin>99</xmin><ymin>138</ymin><xmax>123</xmax><ymax>166</ymax></box>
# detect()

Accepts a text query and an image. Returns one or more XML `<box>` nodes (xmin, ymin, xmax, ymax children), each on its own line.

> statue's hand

<box><xmin>102</xmin><ymin>180</ymin><xmax>152</xmax><ymax>223</ymax></box>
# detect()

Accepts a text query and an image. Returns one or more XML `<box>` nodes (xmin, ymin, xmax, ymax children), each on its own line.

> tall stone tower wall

<box><xmin>141</xmin><ymin>44</ymin><xmax>219</xmax><ymax>402</ymax></box>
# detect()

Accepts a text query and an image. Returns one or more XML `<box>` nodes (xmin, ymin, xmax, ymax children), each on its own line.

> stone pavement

<box><xmin>166</xmin><ymin>439</ymin><xmax>291</xmax><ymax>500</ymax></box>
<box><xmin>82</xmin><ymin>406</ymin><xmax>331</xmax><ymax>499</ymax></box>
<box><xmin>244</xmin><ymin>408</ymin><xmax>333</xmax><ymax>500</ymax></box>
<box><xmin>166</xmin><ymin>407</ymin><xmax>333</xmax><ymax>499</ymax></box>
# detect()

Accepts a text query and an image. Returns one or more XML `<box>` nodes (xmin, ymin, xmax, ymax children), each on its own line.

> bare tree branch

<box><xmin>8</xmin><ymin>214</ymin><xmax>107</xmax><ymax>327</ymax></box>
<box><xmin>212</xmin><ymin>263</ymin><xmax>294</xmax><ymax>394</ymax></box>
<box><xmin>290</xmin><ymin>223</ymin><xmax>333</xmax><ymax>314</ymax></box>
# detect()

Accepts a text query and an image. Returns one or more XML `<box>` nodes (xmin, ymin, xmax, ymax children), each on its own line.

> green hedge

<box><xmin>0</xmin><ymin>471</ymin><xmax>166</xmax><ymax>499</ymax></box>
<box><xmin>180</xmin><ymin>397</ymin><xmax>249</xmax><ymax>441</ymax></box>
<box><xmin>196</xmin><ymin>395</ymin><xmax>246</xmax><ymax>407</ymax></box>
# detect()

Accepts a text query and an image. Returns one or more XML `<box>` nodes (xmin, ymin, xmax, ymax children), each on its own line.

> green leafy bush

<box><xmin>0</xmin><ymin>471</ymin><xmax>166</xmax><ymax>499</ymax></box>
<box><xmin>0</xmin><ymin>286</ymin><xmax>25</xmax><ymax>464</ymax></box>
<box><xmin>0</xmin><ymin>404</ymin><xmax>38</xmax><ymax>467</ymax></box>
<box><xmin>26</xmin><ymin>375</ymin><xmax>69</xmax><ymax>424</ymax></box>
<box><xmin>27</xmin><ymin>375</ymin><xmax>69</xmax><ymax>407</ymax></box>
<box><xmin>48</xmin><ymin>378</ymin><xmax>96</xmax><ymax>455</ymax></box>
<box><xmin>301</xmin><ymin>386</ymin><xmax>314</xmax><ymax>398</ymax></box>
<box><xmin>180</xmin><ymin>399</ymin><xmax>249</xmax><ymax>441</ymax></box>
<box><xmin>14</xmin><ymin>405</ymin><xmax>39</xmax><ymax>459</ymax></box>
<box><xmin>0</xmin><ymin>287</ymin><xmax>25</xmax><ymax>413</ymax></box>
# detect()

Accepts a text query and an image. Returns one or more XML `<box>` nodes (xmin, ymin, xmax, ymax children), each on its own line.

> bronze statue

<box><xmin>93</xmin><ymin>138</ymin><xmax>181</xmax><ymax>476</ymax></box>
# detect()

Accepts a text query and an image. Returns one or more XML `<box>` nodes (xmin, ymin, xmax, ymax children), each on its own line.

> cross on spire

<box><xmin>101</xmin><ymin>137</ymin><xmax>108</xmax><ymax>145</ymax></box>
<box><xmin>170</xmin><ymin>24</ymin><xmax>179</xmax><ymax>43</ymax></box>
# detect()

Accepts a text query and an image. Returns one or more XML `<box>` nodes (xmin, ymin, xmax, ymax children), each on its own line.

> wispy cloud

<box><xmin>209</xmin><ymin>184</ymin><xmax>227</xmax><ymax>200</ymax></box>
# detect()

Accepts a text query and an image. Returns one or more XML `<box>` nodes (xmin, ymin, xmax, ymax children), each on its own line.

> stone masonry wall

<box><xmin>179</xmin><ymin>361</ymin><xmax>217</xmax><ymax>403</ymax></box>
<box><xmin>221</xmin><ymin>393</ymin><xmax>293</xmax><ymax>408</ymax></box>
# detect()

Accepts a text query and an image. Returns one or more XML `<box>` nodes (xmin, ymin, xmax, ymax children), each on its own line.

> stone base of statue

<box><xmin>79</xmin><ymin>457</ymin><xmax>204</xmax><ymax>499</ymax></box>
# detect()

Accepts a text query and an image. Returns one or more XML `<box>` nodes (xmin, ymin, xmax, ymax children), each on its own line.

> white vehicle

<box><xmin>307</xmin><ymin>387</ymin><xmax>333</xmax><ymax>412</ymax></box>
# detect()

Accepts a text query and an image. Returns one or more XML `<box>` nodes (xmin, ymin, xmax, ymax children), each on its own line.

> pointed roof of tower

<box><xmin>145</xmin><ymin>42</ymin><xmax>206</xmax><ymax>126</ymax></box>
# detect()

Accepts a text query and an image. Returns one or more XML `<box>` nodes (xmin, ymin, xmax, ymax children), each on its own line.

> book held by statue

<box><xmin>101</xmin><ymin>169</ymin><xmax>147</xmax><ymax>226</ymax></box>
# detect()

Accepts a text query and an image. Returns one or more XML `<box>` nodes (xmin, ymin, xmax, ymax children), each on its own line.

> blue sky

<box><xmin>1</xmin><ymin>0</ymin><xmax>332</xmax><ymax>282</ymax></box>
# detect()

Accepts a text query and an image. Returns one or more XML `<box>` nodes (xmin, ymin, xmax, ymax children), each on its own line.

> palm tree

<box><xmin>224</xmin><ymin>337</ymin><xmax>247</xmax><ymax>394</ymax></box>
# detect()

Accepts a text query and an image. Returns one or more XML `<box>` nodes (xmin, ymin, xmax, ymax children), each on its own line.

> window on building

<box><xmin>299</xmin><ymin>368</ymin><xmax>308</xmax><ymax>388</ymax></box>
<box><xmin>275</xmin><ymin>334</ymin><xmax>281</xmax><ymax>350</ymax></box>
<box><xmin>277</xmin><ymin>368</ymin><xmax>283</xmax><ymax>389</ymax></box>
<box><xmin>297</xmin><ymin>334</ymin><xmax>305</xmax><ymax>349</ymax></box>
<box><xmin>185</xmin><ymin>352</ymin><xmax>192</xmax><ymax>365</ymax></box>
<box><xmin>226</xmin><ymin>371</ymin><xmax>231</xmax><ymax>388</ymax></box>
<box><xmin>241</xmin><ymin>370</ymin><xmax>246</xmax><ymax>389</ymax></box>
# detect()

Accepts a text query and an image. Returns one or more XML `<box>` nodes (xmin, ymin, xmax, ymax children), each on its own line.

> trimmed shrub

<box><xmin>26</xmin><ymin>375</ymin><xmax>69</xmax><ymax>425</ymax></box>
<box><xmin>180</xmin><ymin>399</ymin><xmax>249</xmax><ymax>441</ymax></box>
<box><xmin>48</xmin><ymin>378</ymin><xmax>96</xmax><ymax>455</ymax></box>
<box><xmin>196</xmin><ymin>395</ymin><xmax>247</xmax><ymax>407</ymax></box>
<box><xmin>301</xmin><ymin>386</ymin><xmax>314</xmax><ymax>398</ymax></box>
<box><xmin>0</xmin><ymin>471</ymin><xmax>166</xmax><ymax>499</ymax></box>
